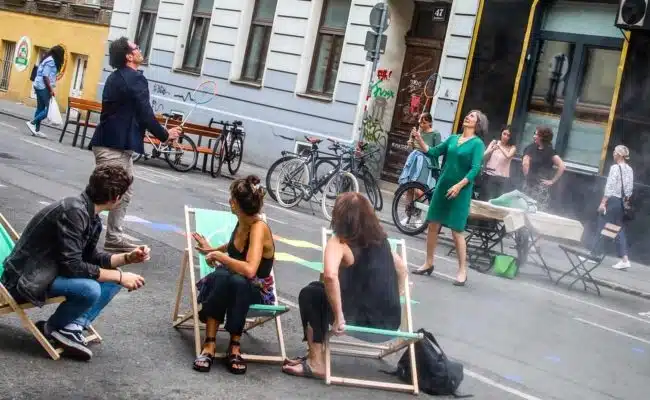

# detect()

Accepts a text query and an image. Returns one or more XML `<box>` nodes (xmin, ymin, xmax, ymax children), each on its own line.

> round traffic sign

<box><xmin>369</xmin><ymin>2</ymin><xmax>391</xmax><ymax>33</ymax></box>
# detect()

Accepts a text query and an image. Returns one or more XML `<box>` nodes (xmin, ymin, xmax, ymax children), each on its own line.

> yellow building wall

<box><xmin>0</xmin><ymin>10</ymin><xmax>108</xmax><ymax>110</ymax></box>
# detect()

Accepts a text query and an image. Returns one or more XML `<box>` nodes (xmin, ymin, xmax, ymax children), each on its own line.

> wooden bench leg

<box><xmin>59</xmin><ymin>107</ymin><xmax>72</xmax><ymax>143</ymax></box>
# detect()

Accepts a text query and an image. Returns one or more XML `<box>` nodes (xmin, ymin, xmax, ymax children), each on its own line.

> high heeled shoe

<box><xmin>453</xmin><ymin>276</ymin><xmax>467</xmax><ymax>286</ymax></box>
<box><xmin>411</xmin><ymin>266</ymin><xmax>434</xmax><ymax>276</ymax></box>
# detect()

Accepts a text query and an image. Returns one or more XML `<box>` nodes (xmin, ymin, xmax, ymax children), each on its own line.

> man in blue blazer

<box><xmin>90</xmin><ymin>36</ymin><xmax>181</xmax><ymax>252</ymax></box>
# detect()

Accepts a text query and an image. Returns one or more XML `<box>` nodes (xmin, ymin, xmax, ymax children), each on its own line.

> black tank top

<box><xmin>339</xmin><ymin>238</ymin><xmax>401</xmax><ymax>330</ymax></box>
<box><xmin>227</xmin><ymin>220</ymin><xmax>274</xmax><ymax>279</ymax></box>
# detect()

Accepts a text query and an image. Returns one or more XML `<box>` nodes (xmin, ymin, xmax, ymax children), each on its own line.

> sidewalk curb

<box><xmin>380</xmin><ymin>216</ymin><xmax>650</xmax><ymax>300</ymax></box>
<box><xmin>0</xmin><ymin>108</ymin><xmax>62</xmax><ymax>132</ymax></box>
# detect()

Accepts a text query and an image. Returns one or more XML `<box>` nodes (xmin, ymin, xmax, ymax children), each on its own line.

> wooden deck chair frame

<box><xmin>0</xmin><ymin>213</ymin><xmax>102</xmax><ymax>361</ymax></box>
<box><xmin>321</xmin><ymin>228</ymin><xmax>423</xmax><ymax>394</ymax></box>
<box><xmin>171</xmin><ymin>206</ymin><xmax>289</xmax><ymax>362</ymax></box>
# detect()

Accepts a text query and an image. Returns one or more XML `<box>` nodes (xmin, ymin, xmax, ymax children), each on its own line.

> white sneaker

<box><xmin>25</xmin><ymin>121</ymin><xmax>37</xmax><ymax>135</ymax></box>
<box><xmin>33</xmin><ymin>131</ymin><xmax>48</xmax><ymax>138</ymax></box>
<box><xmin>612</xmin><ymin>260</ymin><xmax>631</xmax><ymax>270</ymax></box>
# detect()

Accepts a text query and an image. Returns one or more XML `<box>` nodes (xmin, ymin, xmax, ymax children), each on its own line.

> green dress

<box><xmin>425</xmin><ymin>134</ymin><xmax>485</xmax><ymax>232</ymax></box>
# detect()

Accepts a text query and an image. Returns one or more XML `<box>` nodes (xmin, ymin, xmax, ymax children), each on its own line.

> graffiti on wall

<box><xmin>361</xmin><ymin>68</ymin><xmax>394</xmax><ymax>176</ymax></box>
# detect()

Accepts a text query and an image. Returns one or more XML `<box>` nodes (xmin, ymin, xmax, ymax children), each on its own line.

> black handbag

<box><xmin>618</xmin><ymin>165</ymin><xmax>634</xmax><ymax>221</ymax></box>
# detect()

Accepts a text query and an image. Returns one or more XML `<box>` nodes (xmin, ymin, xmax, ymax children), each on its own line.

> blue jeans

<box><xmin>47</xmin><ymin>277</ymin><xmax>121</xmax><ymax>330</ymax></box>
<box><xmin>589</xmin><ymin>199</ymin><xmax>628</xmax><ymax>258</ymax></box>
<box><xmin>31</xmin><ymin>88</ymin><xmax>51</xmax><ymax>131</ymax></box>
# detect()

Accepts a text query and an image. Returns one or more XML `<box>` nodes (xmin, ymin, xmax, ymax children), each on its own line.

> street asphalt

<box><xmin>0</xmin><ymin>113</ymin><xmax>649</xmax><ymax>400</ymax></box>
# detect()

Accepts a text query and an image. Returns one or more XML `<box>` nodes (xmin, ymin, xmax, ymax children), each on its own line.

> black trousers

<box><xmin>298</xmin><ymin>281</ymin><xmax>333</xmax><ymax>344</ymax></box>
<box><xmin>198</xmin><ymin>268</ymin><xmax>261</xmax><ymax>335</ymax></box>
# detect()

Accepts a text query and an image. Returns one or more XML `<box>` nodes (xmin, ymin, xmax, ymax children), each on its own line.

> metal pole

<box><xmin>360</xmin><ymin>1</ymin><xmax>388</xmax><ymax>141</ymax></box>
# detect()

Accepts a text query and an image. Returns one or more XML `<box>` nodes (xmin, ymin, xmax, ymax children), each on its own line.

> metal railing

<box><xmin>0</xmin><ymin>41</ymin><xmax>16</xmax><ymax>91</ymax></box>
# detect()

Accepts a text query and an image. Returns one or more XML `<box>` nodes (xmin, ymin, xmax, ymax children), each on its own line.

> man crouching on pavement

<box><xmin>0</xmin><ymin>165</ymin><xmax>149</xmax><ymax>361</ymax></box>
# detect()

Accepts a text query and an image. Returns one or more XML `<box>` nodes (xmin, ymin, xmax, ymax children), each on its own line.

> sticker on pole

<box><xmin>13</xmin><ymin>36</ymin><xmax>31</xmax><ymax>72</ymax></box>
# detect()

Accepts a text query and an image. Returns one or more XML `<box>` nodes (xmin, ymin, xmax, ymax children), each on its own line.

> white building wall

<box><xmin>430</xmin><ymin>0</ymin><xmax>481</xmax><ymax>140</ymax></box>
<box><xmin>100</xmin><ymin>0</ymin><xmax>383</xmax><ymax>168</ymax></box>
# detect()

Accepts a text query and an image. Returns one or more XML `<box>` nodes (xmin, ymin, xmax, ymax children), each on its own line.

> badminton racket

<box><xmin>420</xmin><ymin>73</ymin><xmax>441</xmax><ymax>114</ymax></box>
<box><xmin>178</xmin><ymin>80</ymin><xmax>218</xmax><ymax>127</ymax></box>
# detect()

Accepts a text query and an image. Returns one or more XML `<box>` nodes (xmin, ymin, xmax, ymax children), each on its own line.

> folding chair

<box><xmin>321</xmin><ymin>228</ymin><xmax>424</xmax><ymax>394</ymax></box>
<box><xmin>0</xmin><ymin>213</ymin><xmax>101</xmax><ymax>360</ymax></box>
<box><xmin>172</xmin><ymin>206</ymin><xmax>290</xmax><ymax>362</ymax></box>
<box><xmin>556</xmin><ymin>223</ymin><xmax>620</xmax><ymax>296</ymax></box>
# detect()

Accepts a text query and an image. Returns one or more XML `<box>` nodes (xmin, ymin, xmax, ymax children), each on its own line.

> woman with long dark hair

<box><xmin>282</xmin><ymin>192</ymin><xmax>407</xmax><ymax>379</ymax></box>
<box><xmin>482</xmin><ymin>124</ymin><xmax>516</xmax><ymax>199</ymax></box>
<box><xmin>26</xmin><ymin>45</ymin><xmax>65</xmax><ymax>138</ymax></box>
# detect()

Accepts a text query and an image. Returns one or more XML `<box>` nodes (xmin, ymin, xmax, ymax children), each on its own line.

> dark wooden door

<box><xmin>381</xmin><ymin>38</ymin><xmax>443</xmax><ymax>182</ymax></box>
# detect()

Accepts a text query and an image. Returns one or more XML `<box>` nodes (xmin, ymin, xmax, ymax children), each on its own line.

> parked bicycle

<box><xmin>209</xmin><ymin>119</ymin><xmax>245</xmax><ymax>178</ymax></box>
<box><xmin>273</xmin><ymin>138</ymin><xmax>359</xmax><ymax>221</ymax></box>
<box><xmin>131</xmin><ymin>113</ymin><xmax>199</xmax><ymax>172</ymax></box>
<box><xmin>391</xmin><ymin>166</ymin><xmax>494</xmax><ymax>235</ymax></box>
<box><xmin>265</xmin><ymin>134</ymin><xmax>382</xmax><ymax>210</ymax></box>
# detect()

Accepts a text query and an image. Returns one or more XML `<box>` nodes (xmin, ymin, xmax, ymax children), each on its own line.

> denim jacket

<box><xmin>1</xmin><ymin>192</ymin><xmax>112</xmax><ymax>306</ymax></box>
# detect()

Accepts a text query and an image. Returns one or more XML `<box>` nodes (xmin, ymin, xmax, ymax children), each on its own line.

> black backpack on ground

<box><xmin>386</xmin><ymin>329</ymin><xmax>472</xmax><ymax>397</ymax></box>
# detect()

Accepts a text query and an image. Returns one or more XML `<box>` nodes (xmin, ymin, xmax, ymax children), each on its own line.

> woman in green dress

<box><xmin>411</xmin><ymin>110</ymin><xmax>487</xmax><ymax>285</ymax></box>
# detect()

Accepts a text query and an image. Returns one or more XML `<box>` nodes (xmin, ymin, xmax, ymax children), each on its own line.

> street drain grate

<box><xmin>0</xmin><ymin>152</ymin><xmax>17</xmax><ymax>159</ymax></box>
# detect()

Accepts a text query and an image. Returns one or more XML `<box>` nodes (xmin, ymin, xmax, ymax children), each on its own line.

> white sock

<box><xmin>64</xmin><ymin>323</ymin><xmax>83</xmax><ymax>332</ymax></box>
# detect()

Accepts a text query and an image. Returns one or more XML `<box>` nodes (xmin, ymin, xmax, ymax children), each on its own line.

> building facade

<box><xmin>0</xmin><ymin>0</ymin><xmax>113</xmax><ymax>108</ymax></box>
<box><xmin>102</xmin><ymin>0</ymin><xmax>484</xmax><ymax>177</ymax></box>
<box><xmin>452</xmin><ymin>0</ymin><xmax>650</xmax><ymax>263</ymax></box>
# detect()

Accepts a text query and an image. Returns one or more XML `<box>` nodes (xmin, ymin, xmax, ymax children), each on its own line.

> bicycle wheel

<box><xmin>392</xmin><ymin>181</ymin><xmax>431</xmax><ymax>235</ymax></box>
<box><xmin>164</xmin><ymin>135</ymin><xmax>198</xmax><ymax>172</ymax></box>
<box><xmin>321</xmin><ymin>171</ymin><xmax>359</xmax><ymax>221</ymax></box>
<box><xmin>274</xmin><ymin>158</ymin><xmax>310</xmax><ymax>208</ymax></box>
<box><xmin>313</xmin><ymin>159</ymin><xmax>337</xmax><ymax>194</ymax></box>
<box><xmin>210</xmin><ymin>136</ymin><xmax>225</xmax><ymax>178</ymax></box>
<box><xmin>227</xmin><ymin>135</ymin><xmax>244</xmax><ymax>175</ymax></box>
<box><xmin>359</xmin><ymin>167</ymin><xmax>383</xmax><ymax>211</ymax></box>
<box><xmin>266</xmin><ymin>155</ymin><xmax>299</xmax><ymax>202</ymax></box>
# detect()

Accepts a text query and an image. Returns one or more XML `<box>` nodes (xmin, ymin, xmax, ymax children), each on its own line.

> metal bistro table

<box><xmin>466</xmin><ymin>201</ymin><xmax>584</xmax><ymax>280</ymax></box>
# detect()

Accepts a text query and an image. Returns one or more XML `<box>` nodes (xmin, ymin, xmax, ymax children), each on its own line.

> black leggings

<box><xmin>298</xmin><ymin>282</ymin><xmax>333</xmax><ymax>344</ymax></box>
<box><xmin>198</xmin><ymin>268</ymin><xmax>261</xmax><ymax>335</ymax></box>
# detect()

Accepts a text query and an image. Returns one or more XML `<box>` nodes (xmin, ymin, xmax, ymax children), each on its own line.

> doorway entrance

<box><xmin>381</xmin><ymin>1</ymin><xmax>449</xmax><ymax>182</ymax></box>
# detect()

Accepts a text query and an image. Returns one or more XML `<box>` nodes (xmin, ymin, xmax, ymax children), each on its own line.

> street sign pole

<box><xmin>361</xmin><ymin>1</ymin><xmax>389</xmax><ymax>141</ymax></box>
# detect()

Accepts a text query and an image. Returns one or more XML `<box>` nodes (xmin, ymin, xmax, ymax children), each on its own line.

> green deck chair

<box><xmin>320</xmin><ymin>227</ymin><xmax>424</xmax><ymax>394</ymax></box>
<box><xmin>0</xmin><ymin>213</ymin><xmax>102</xmax><ymax>360</ymax></box>
<box><xmin>172</xmin><ymin>206</ymin><xmax>290</xmax><ymax>362</ymax></box>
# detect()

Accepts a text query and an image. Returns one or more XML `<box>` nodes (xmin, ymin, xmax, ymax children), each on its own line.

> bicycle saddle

<box><xmin>305</xmin><ymin>136</ymin><xmax>323</xmax><ymax>144</ymax></box>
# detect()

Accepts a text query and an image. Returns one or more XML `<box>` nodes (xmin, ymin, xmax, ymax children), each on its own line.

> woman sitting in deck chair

<box><xmin>282</xmin><ymin>192</ymin><xmax>407</xmax><ymax>379</ymax></box>
<box><xmin>191</xmin><ymin>175</ymin><xmax>275</xmax><ymax>374</ymax></box>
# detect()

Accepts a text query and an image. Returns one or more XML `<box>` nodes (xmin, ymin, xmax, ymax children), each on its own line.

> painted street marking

<box><xmin>632</xmin><ymin>347</ymin><xmax>645</xmax><ymax>353</ymax></box>
<box><xmin>275</xmin><ymin>252</ymin><xmax>323</xmax><ymax>272</ymax></box>
<box><xmin>277</xmin><ymin>296</ymin><xmax>298</xmax><ymax>309</ymax></box>
<box><xmin>39</xmin><ymin>201</ymin><xmax>50</xmax><ymax>206</ymax></box>
<box><xmin>503</xmin><ymin>375</ymin><xmax>524</xmax><ymax>384</ymax></box>
<box><xmin>0</xmin><ymin>121</ymin><xmax>17</xmax><ymax>130</ymax></box>
<box><xmin>274</xmin><ymin>235</ymin><xmax>321</xmax><ymax>250</ymax></box>
<box><xmin>21</xmin><ymin>138</ymin><xmax>64</xmax><ymax>154</ymax></box>
<box><xmin>0</xmin><ymin>184</ymin><xmax>5</xmax><ymax>187</ymax></box>
<box><xmin>125</xmin><ymin>215</ymin><xmax>151</xmax><ymax>224</ymax></box>
<box><xmin>134</xmin><ymin>173</ymin><xmax>158</xmax><ymax>184</ymax></box>
<box><xmin>523</xmin><ymin>282</ymin><xmax>650</xmax><ymax>325</ymax></box>
<box><xmin>638</xmin><ymin>311</ymin><xmax>650</xmax><ymax>318</ymax></box>
<box><xmin>265</xmin><ymin>216</ymin><xmax>287</xmax><ymax>225</ymax></box>
<box><xmin>464</xmin><ymin>369</ymin><xmax>542</xmax><ymax>400</ymax></box>
<box><xmin>407</xmin><ymin>246</ymin><xmax>457</xmax><ymax>264</ymax></box>
<box><xmin>136</xmin><ymin>166</ymin><xmax>181</xmax><ymax>182</ymax></box>
<box><xmin>148</xmin><ymin>222</ymin><xmax>183</xmax><ymax>232</ymax></box>
<box><xmin>574</xmin><ymin>317</ymin><xmax>650</xmax><ymax>345</ymax></box>
<box><xmin>264</xmin><ymin>202</ymin><xmax>303</xmax><ymax>217</ymax></box>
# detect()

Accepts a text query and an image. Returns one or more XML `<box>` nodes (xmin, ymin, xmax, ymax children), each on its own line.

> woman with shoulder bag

<box><xmin>589</xmin><ymin>145</ymin><xmax>634</xmax><ymax>270</ymax></box>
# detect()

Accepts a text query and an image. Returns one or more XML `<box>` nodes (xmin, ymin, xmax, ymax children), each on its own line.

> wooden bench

<box><xmin>155</xmin><ymin>115</ymin><xmax>222</xmax><ymax>172</ymax></box>
<box><xmin>58</xmin><ymin>97</ymin><xmax>102</xmax><ymax>149</ymax></box>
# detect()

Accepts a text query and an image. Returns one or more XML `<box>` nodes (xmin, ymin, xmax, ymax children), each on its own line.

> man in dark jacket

<box><xmin>1</xmin><ymin>165</ymin><xmax>150</xmax><ymax>361</ymax></box>
<box><xmin>90</xmin><ymin>36</ymin><xmax>180</xmax><ymax>253</ymax></box>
